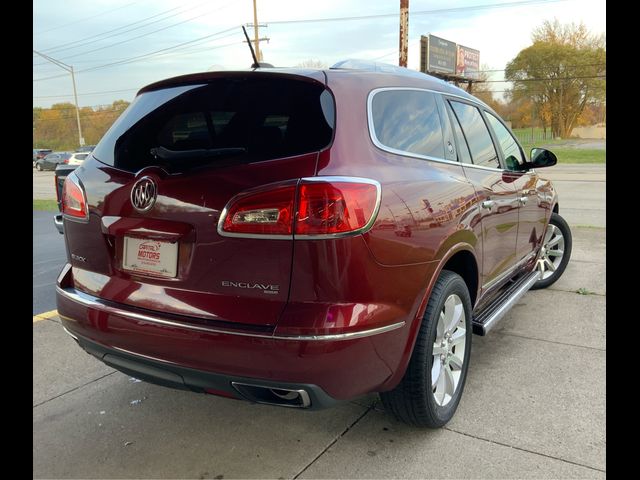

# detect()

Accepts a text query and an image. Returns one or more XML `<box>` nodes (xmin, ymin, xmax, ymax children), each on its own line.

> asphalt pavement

<box><xmin>33</xmin><ymin>163</ymin><xmax>606</xmax><ymax>479</ymax></box>
<box><xmin>33</xmin><ymin>210</ymin><xmax>65</xmax><ymax>315</ymax></box>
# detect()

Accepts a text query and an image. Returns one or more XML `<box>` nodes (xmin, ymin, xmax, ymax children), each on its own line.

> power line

<box><xmin>33</xmin><ymin>31</ymin><xmax>242</xmax><ymax>82</ymax></box>
<box><xmin>38</xmin><ymin>0</ymin><xmax>210</xmax><ymax>55</ymax></box>
<box><xmin>34</xmin><ymin>103</ymin><xmax>127</xmax><ymax>111</ymax></box>
<box><xmin>264</xmin><ymin>0</ymin><xmax>570</xmax><ymax>25</ymax></box>
<box><xmin>485</xmin><ymin>75</ymin><xmax>606</xmax><ymax>82</ymax></box>
<box><xmin>33</xmin><ymin>88</ymin><xmax>140</xmax><ymax>99</ymax></box>
<box><xmin>34</xmin><ymin>31</ymin><xmax>240</xmax><ymax>70</ymax></box>
<box><xmin>35</xmin><ymin>0</ymin><xmax>146</xmax><ymax>35</ymax></box>
<box><xmin>40</xmin><ymin>1</ymin><xmax>233</xmax><ymax>63</ymax></box>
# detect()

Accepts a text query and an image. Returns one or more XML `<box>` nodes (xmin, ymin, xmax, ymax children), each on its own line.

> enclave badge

<box><xmin>131</xmin><ymin>177</ymin><xmax>157</xmax><ymax>212</ymax></box>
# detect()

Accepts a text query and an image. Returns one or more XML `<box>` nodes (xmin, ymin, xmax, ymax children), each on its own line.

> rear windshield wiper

<box><xmin>150</xmin><ymin>146</ymin><xmax>246</xmax><ymax>161</ymax></box>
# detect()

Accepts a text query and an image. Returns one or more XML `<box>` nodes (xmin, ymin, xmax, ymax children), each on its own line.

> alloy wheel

<box><xmin>431</xmin><ymin>293</ymin><xmax>467</xmax><ymax>406</ymax></box>
<box><xmin>536</xmin><ymin>224</ymin><xmax>565</xmax><ymax>280</ymax></box>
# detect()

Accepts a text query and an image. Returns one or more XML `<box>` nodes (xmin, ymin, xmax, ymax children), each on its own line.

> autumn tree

<box><xmin>460</xmin><ymin>64</ymin><xmax>505</xmax><ymax>115</ymax></box>
<box><xmin>33</xmin><ymin>100</ymin><xmax>130</xmax><ymax>150</ymax></box>
<box><xmin>505</xmin><ymin>20</ymin><xmax>605</xmax><ymax>138</ymax></box>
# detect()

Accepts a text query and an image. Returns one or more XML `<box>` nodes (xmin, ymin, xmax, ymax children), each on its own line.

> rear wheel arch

<box><xmin>380</xmin><ymin>243</ymin><xmax>479</xmax><ymax>392</ymax></box>
<box><xmin>553</xmin><ymin>202</ymin><xmax>559</xmax><ymax>214</ymax></box>
<box><xmin>417</xmin><ymin>243</ymin><xmax>479</xmax><ymax>338</ymax></box>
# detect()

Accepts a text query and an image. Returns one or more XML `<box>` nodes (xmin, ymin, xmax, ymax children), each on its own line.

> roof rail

<box><xmin>330</xmin><ymin>59</ymin><xmax>447</xmax><ymax>83</ymax></box>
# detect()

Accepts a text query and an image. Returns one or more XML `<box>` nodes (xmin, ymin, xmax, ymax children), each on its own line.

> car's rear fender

<box><xmin>376</xmin><ymin>241</ymin><xmax>479</xmax><ymax>392</ymax></box>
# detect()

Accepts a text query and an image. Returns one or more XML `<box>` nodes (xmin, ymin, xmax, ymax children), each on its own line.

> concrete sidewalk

<box><xmin>33</xmin><ymin>226</ymin><xmax>605</xmax><ymax>479</ymax></box>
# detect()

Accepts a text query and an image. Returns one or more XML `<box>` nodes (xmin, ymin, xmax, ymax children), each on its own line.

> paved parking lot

<box><xmin>33</xmin><ymin>165</ymin><xmax>605</xmax><ymax>479</ymax></box>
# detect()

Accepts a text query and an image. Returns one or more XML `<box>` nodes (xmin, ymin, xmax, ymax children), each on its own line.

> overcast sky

<box><xmin>33</xmin><ymin>0</ymin><xmax>606</xmax><ymax>109</ymax></box>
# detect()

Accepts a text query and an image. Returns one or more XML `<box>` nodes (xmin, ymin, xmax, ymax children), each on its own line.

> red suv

<box><xmin>57</xmin><ymin>61</ymin><xmax>571</xmax><ymax>428</ymax></box>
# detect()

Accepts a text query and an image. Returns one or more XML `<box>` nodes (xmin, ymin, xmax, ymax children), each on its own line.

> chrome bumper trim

<box><xmin>56</xmin><ymin>286</ymin><xmax>405</xmax><ymax>341</ymax></box>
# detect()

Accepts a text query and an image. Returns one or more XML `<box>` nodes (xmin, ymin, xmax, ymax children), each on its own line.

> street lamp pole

<box><xmin>33</xmin><ymin>50</ymin><xmax>84</xmax><ymax>147</ymax></box>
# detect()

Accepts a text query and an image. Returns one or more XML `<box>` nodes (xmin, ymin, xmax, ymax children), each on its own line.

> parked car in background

<box><xmin>75</xmin><ymin>145</ymin><xmax>96</xmax><ymax>153</ymax></box>
<box><xmin>68</xmin><ymin>152</ymin><xmax>89</xmax><ymax>166</ymax></box>
<box><xmin>33</xmin><ymin>149</ymin><xmax>52</xmax><ymax>167</ymax></box>
<box><xmin>35</xmin><ymin>151</ymin><xmax>72</xmax><ymax>171</ymax></box>
<box><xmin>56</xmin><ymin>61</ymin><xmax>572</xmax><ymax>428</ymax></box>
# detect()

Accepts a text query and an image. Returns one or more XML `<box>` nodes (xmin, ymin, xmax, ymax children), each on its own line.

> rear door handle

<box><xmin>481</xmin><ymin>200</ymin><xmax>495</xmax><ymax>210</ymax></box>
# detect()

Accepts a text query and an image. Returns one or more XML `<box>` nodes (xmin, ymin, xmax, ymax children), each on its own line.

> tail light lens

<box><xmin>54</xmin><ymin>174</ymin><xmax>61</xmax><ymax>203</ymax></box>
<box><xmin>296</xmin><ymin>181</ymin><xmax>378</xmax><ymax>236</ymax></box>
<box><xmin>219</xmin><ymin>177</ymin><xmax>380</xmax><ymax>238</ymax></box>
<box><xmin>63</xmin><ymin>158</ymin><xmax>69</xmax><ymax>164</ymax></box>
<box><xmin>62</xmin><ymin>173</ymin><xmax>88</xmax><ymax>220</ymax></box>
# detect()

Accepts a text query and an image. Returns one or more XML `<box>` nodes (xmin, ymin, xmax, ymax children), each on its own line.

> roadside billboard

<box><xmin>419</xmin><ymin>35</ymin><xmax>480</xmax><ymax>80</ymax></box>
<box><xmin>456</xmin><ymin>45</ymin><xmax>480</xmax><ymax>79</ymax></box>
<box><xmin>426</xmin><ymin>34</ymin><xmax>457</xmax><ymax>74</ymax></box>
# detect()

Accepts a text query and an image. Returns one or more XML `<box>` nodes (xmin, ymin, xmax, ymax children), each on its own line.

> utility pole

<box><xmin>252</xmin><ymin>0</ymin><xmax>262</xmax><ymax>62</ymax></box>
<box><xmin>33</xmin><ymin>50</ymin><xmax>84</xmax><ymax>147</ymax></box>
<box><xmin>399</xmin><ymin>0</ymin><xmax>409</xmax><ymax>67</ymax></box>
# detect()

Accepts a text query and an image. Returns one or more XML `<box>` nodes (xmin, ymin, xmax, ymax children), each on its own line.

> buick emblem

<box><xmin>131</xmin><ymin>177</ymin><xmax>157</xmax><ymax>212</ymax></box>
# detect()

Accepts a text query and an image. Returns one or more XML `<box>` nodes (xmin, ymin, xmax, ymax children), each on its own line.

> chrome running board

<box><xmin>472</xmin><ymin>271</ymin><xmax>541</xmax><ymax>336</ymax></box>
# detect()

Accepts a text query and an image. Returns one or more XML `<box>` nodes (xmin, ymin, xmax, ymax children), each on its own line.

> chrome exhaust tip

<box><xmin>231</xmin><ymin>382</ymin><xmax>311</xmax><ymax>408</ymax></box>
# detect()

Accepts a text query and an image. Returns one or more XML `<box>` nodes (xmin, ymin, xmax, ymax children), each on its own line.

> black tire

<box><xmin>531</xmin><ymin>212</ymin><xmax>572</xmax><ymax>290</ymax></box>
<box><xmin>380</xmin><ymin>270</ymin><xmax>473</xmax><ymax>428</ymax></box>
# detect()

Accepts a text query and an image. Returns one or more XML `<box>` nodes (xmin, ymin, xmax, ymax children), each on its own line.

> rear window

<box><xmin>92</xmin><ymin>77</ymin><xmax>335</xmax><ymax>173</ymax></box>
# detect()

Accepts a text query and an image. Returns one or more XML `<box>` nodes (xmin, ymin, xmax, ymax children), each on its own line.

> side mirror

<box><xmin>528</xmin><ymin>148</ymin><xmax>558</xmax><ymax>169</ymax></box>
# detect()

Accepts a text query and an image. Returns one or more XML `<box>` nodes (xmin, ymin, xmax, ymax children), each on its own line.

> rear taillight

<box><xmin>63</xmin><ymin>158</ymin><xmax>69</xmax><ymax>164</ymax></box>
<box><xmin>62</xmin><ymin>173</ymin><xmax>88</xmax><ymax>220</ymax></box>
<box><xmin>54</xmin><ymin>174</ymin><xmax>61</xmax><ymax>203</ymax></box>
<box><xmin>219</xmin><ymin>177</ymin><xmax>380</xmax><ymax>239</ymax></box>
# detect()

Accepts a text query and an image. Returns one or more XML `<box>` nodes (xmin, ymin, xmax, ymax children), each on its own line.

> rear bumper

<box><xmin>56</xmin><ymin>267</ymin><xmax>411</xmax><ymax>403</ymax></box>
<box><xmin>64</xmin><ymin>328</ymin><xmax>339</xmax><ymax>409</ymax></box>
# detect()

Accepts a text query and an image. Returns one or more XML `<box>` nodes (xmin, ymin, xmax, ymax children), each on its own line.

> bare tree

<box><xmin>294</xmin><ymin>59</ymin><xmax>328</xmax><ymax>69</ymax></box>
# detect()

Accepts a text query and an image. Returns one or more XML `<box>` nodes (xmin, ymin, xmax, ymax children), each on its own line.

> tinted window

<box><xmin>485</xmin><ymin>112</ymin><xmax>524</xmax><ymax>170</ymax></box>
<box><xmin>371</xmin><ymin>90</ymin><xmax>445</xmax><ymax>159</ymax></box>
<box><xmin>449</xmin><ymin>101</ymin><xmax>499</xmax><ymax>168</ymax></box>
<box><xmin>445</xmin><ymin>102</ymin><xmax>472</xmax><ymax>164</ymax></box>
<box><xmin>92</xmin><ymin>78</ymin><xmax>334</xmax><ymax>173</ymax></box>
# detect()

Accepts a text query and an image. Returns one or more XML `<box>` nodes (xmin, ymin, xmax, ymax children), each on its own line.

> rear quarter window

<box><xmin>370</xmin><ymin>89</ymin><xmax>445</xmax><ymax>159</ymax></box>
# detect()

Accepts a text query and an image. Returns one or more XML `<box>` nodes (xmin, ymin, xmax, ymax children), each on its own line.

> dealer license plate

<box><xmin>123</xmin><ymin>236</ymin><xmax>178</xmax><ymax>278</ymax></box>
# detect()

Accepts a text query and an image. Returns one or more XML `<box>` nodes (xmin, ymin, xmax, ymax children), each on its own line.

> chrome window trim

<box><xmin>216</xmin><ymin>176</ymin><xmax>382</xmax><ymax>241</ymax></box>
<box><xmin>367</xmin><ymin>87</ymin><xmax>449</xmax><ymax>165</ymax></box>
<box><xmin>461</xmin><ymin>163</ymin><xmax>505</xmax><ymax>173</ymax></box>
<box><xmin>483</xmin><ymin>110</ymin><xmax>527</xmax><ymax>167</ymax></box>
<box><xmin>57</xmin><ymin>286</ymin><xmax>405</xmax><ymax>341</ymax></box>
<box><xmin>445</xmin><ymin>97</ymin><xmax>503</xmax><ymax>171</ymax></box>
<box><xmin>367</xmin><ymin>87</ymin><xmax>507</xmax><ymax>174</ymax></box>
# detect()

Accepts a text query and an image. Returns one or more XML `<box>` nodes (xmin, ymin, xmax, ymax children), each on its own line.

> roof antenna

<box><xmin>242</xmin><ymin>25</ymin><xmax>259</xmax><ymax>69</ymax></box>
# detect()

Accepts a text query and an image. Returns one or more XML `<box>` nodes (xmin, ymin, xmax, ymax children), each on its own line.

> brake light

<box><xmin>219</xmin><ymin>178</ymin><xmax>380</xmax><ymax>238</ymax></box>
<box><xmin>296</xmin><ymin>181</ymin><xmax>378</xmax><ymax>235</ymax></box>
<box><xmin>62</xmin><ymin>174</ymin><xmax>88</xmax><ymax>220</ymax></box>
<box><xmin>63</xmin><ymin>158</ymin><xmax>69</xmax><ymax>164</ymax></box>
